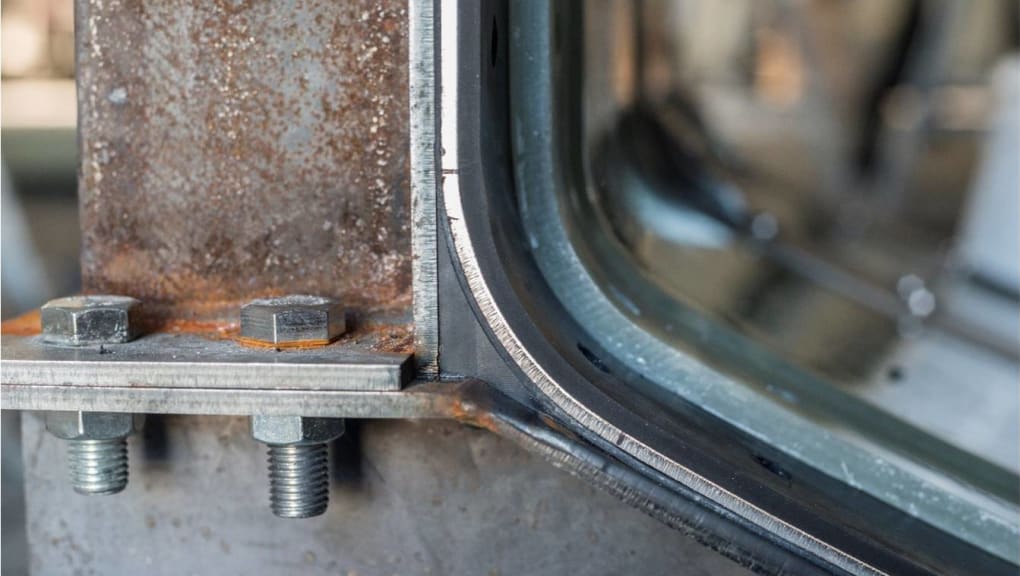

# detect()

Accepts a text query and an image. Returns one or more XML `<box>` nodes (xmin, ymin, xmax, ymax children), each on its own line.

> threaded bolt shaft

<box><xmin>266</xmin><ymin>444</ymin><xmax>330</xmax><ymax>518</ymax></box>
<box><xmin>66</xmin><ymin>438</ymin><xmax>129</xmax><ymax>495</ymax></box>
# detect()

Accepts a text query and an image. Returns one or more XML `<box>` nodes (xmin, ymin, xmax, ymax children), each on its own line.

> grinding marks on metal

<box><xmin>410</xmin><ymin>0</ymin><xmax>441</xmax><ymax>376</ymax></box>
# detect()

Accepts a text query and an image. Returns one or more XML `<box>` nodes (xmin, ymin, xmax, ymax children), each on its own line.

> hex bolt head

<box><xmin>252</xmin><ymin>415</ymin><xmax>346</xmax><ymax>446</ymax></box>
<box><xmin>45</xmin><ymin>412</ymin><xmax>144</xmax><ymax>495</ymax></box>
<box><xmin>240</xmin><ymin>295</ymin><xmax>345</xmax><ymax>347</ymax></box>
<box><xmin>45</xmin><ymin>412</ymin><xmax>144</xmax><ymax>441</ymax></box>
<box><xmin>251</xmin><ymin>415</ymin><xmax>345</xmax><ymax>518</ymax></box>
<box><xmin>41</xmin><ymin>295</ymin><xmax>141</xmax><ymax>346</ymax></box>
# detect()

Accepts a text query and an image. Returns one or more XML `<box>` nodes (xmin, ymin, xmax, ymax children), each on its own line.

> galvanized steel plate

<box><xmin>2</xmin><ymin>333</ymin><xmax>410</xmax><ymax>393</ymax></box>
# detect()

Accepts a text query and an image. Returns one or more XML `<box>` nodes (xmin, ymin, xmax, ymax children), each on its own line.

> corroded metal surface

<box><xmin>77</xmin><ymin>0</ymin><xmax>411</xmax><ymax>322</ymax></box>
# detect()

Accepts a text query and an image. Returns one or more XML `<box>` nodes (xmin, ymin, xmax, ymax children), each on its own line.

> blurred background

<box><xmin>2</xmin><ymin>0</ymin><xmax>79</xmax><ymax>315</ymax></box>
<box><xmin>1</xmin><ymin>0</ymin><xmax>1017</xmax><ymax>574</ymax></box>
<box><xmin>580</xmin><ymin>0</ymin><xmax>1018</xmax><ymax>472</ymax></box>
<box><xmin>3</xmin><ymin>0</ymin><xmax>78</xmax><ymax>574</ymax></box>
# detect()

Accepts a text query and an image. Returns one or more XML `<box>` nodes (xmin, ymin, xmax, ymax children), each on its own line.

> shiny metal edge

<box><xmin>410</xmin><ymin>0</ymin><xmax>441</xmax><ymax>377</ymax></box>
<box><xmin>2</xmin><ymin>333</ymin><xmax>409</xmax><ymax>392</ymax></box>
<box><xmin>436</xmin><ymin>1</ymin><xmax>882</xmax><ymax>574</ymax></box>
<box><xmin>0</xmin><ymin>381</ymin><xmax>455</xmax><ymax>417</ymax></box>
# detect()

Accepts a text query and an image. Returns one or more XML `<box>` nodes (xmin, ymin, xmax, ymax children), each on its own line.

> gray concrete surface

<box><xmin>20</xmin><ymin>415</ymin><xmax>750</xmax><ymax>576</ymax></box>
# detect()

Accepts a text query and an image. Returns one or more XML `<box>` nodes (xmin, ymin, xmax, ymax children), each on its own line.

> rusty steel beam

<box><xmin>76</xmin><ymin>0</ymin><xmax>412</xmax><ymax>323</ymax></box>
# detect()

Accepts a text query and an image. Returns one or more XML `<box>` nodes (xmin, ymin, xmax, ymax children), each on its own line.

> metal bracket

<box><xmin>2</xmin><ymin>327</ymin><xmax>413</xmax><ymax>416</ymax></box>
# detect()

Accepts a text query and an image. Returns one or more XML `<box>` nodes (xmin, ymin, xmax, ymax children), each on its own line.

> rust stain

<box><xmin>159</xmin><ymin>315</ymin><xmax>414</xmax><ymax>352</ymax></box>
<box><xmin>449</xmin><ymin>399</ymin><xmax>500</xmax><ymax>433</ymax></box>
<box><xmin>368</xmin><ymin>329</ymin><xmax>414</xmax><ymax>355</ymax></box>
<box><xmin>232</xmin><ymin>321</ymin><xmax>415</xmax><ymax>353</ymax></box>
<box><xmin>0</xmin><ymin>303</ymin><xmax>411</xmax><ymax>356</ymax></box>
<box><xmin>1</xmin><ymin>310</ymin><xmax>42</xmax><ymax>336</ymax></box>
<box><xmin>234</xmin><ymin>336</ymin><xmax>335</xmax><ymax>350</ymax></box>
<box><xmin>538</xmin><ymin>413</ymin><xmax>580</xmax><ymax>441</ymax></box>
<box><xmin>137</xmin><ymin>313</ymin><xmax>239</xmax><ymax>337</ymax></box>
<box><xmin>77</xmin><ymin>0</ymin><xmax>412</xmax><ymax>323</ymax></box>
<box><xmin>331</xmin><ymin>321</ymin><xmax>414</xmax><ymax>354</ymax></box>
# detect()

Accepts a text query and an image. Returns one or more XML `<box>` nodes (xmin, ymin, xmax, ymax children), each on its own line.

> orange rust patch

<box><xmin>449</xmin><ymin>399</ymin><xmax>499</xmax><ymax>432</ymax></box>
<box><xmin>538</xmin><ymin>413</ymin><xmax>580</xmax><ymax>440</ymax></box>
<box><xmin>331</xmin><ymin>322</ymin><xmax>414</xmax><ymax>355</ymax></box>
<box><xmin>0</xmin><ymin>310</ymin><xmax>41</xmax><ymax>336</ymax></box>
<box><xmin>140</xmin><ymin>316</ymin><xmax>239</xmax><ymax>338</ymax></box>
<box><xmin>234</xmin><ymin>322</ymin><xmax>414</xmax><ymax>353</ymax></box>
<box><xmin>234</xmin><ymin>336</ymin><xmax>336</xmax><ymax>350</ymax></box>
<box><xmin>370</xmin><ymin>331</ymin><xmax>414</xmax><ymax>355</ymax></box>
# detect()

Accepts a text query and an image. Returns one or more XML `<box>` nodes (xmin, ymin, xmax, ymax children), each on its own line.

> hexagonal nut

<box><xmin>45</xmin><ymin>411</ymin><xmax>145</xmax><ymax>441</ymax></box>
<box><xmin>251</xmin><ymin>415</ymin><xmax>345</xmax><ymax>446</ymax></box>
<box><xmin>240</xmin><ymin>295</ymin><xmax>345</xmax><ymax>346</ymax></box>
<box><xmin>41</xmin><ymin>295</ymin><xmax>141</xmax><ymax>346</ymax></box>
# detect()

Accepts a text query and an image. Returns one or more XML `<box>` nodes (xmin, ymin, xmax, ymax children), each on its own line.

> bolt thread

<box><xmin>67</xmin><ymin>438</ymin><xmax>128</xmax><ymax>495</ymax></box>
<box><xmin>267</xmin><ymin>444</ymin><xmax>330</xmax><ymax>518</ymax></box>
